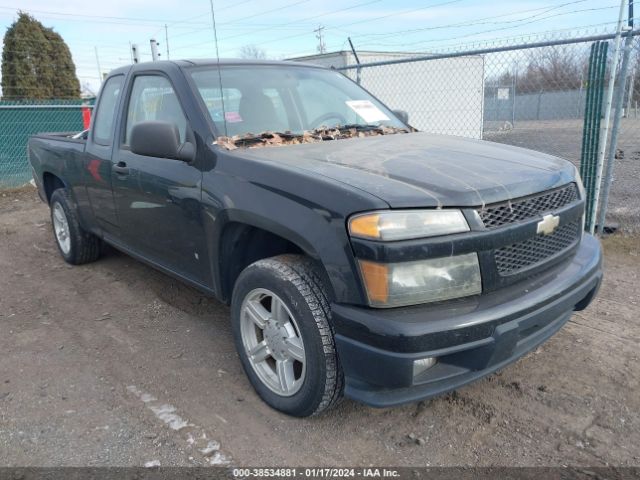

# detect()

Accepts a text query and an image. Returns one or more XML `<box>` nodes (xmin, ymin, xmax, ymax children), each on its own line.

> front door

<box><xmin>111</xmin><ymin>74</ymin><xmax>207</xmax><ymax>285</ymax></box>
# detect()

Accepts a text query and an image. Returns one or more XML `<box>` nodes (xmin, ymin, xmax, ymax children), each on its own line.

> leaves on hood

<box><xmin>215</xmin><ymin>126</ymin><xmax>411</xmax><ymax>150</ymax></box>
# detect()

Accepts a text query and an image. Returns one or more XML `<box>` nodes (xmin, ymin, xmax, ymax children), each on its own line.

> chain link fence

<box><xmin>0</xmin><ymin>100</ymin><xmax>92</xmax><ymax>189</ymax></box>
<box><xmin>334</xmin><ymin>30</ymin><xmax>640</xmax><ymax>233</ymax></box>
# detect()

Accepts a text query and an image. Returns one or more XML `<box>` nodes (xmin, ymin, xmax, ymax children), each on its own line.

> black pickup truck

<box><xmin>28</xmin><ymin>59</ymin><xmax>602</xmax><ymax>417</ymax></box>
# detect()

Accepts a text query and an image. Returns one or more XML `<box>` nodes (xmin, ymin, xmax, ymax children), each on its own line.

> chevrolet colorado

<box><xmin>28</xmin><ymin>60</ymin><xmax>602</xmax><ymax>417</ymax></box>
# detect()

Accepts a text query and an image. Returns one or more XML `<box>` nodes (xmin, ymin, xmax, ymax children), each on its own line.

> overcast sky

<box><xmin>0</xmin><ymin>0</ymin><xmax>629</xmax><ymax>93</ymax></box>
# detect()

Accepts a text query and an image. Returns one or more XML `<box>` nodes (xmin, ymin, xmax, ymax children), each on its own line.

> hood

<box><xmin>231</xmin><ymin>132</ymin><xmax>577</xmax><ymax>208</ymax></box>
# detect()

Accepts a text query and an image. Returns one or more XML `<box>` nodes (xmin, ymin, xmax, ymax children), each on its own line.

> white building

<box><xmin>289</xmin><ymin>51</ymin><xmax>485</xmax><ymax>139</ymax></box>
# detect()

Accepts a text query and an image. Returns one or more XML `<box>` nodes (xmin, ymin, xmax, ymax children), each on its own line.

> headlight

<box><xmin>358</xmin><ymin>253</ymin><xmax>482</xmax><ymax>307</ymax></box>
<box><xmin>349</xmin><ymin>209</ymin><xmax>469</xmax><ymax>241</ymax></box>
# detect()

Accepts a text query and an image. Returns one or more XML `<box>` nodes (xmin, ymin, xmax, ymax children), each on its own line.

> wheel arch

<box><xmin>42</xmin><ymin>171</ymin><xmax>67</xmax><ymax>204</ymax></box>
<box><xmin>215</xmin><ymin>214</ymin><xmax>336</xmax><ymax>305</ymax></box>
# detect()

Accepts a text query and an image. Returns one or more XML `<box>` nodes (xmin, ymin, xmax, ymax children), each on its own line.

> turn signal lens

<box><xmin>349</xmin><ymin>214</ymin><xmax>381</xmax><ymax>239</ymax></box>
<box><xmin>358</xmin><ymin>260</ymin><xmax>389</xmax><ymax>304</ymax></box>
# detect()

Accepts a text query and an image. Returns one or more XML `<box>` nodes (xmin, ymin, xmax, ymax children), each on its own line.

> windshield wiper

<box><xmin>337</xmin><ymin>123</ymin><xmax>381</xmax><ymax>131</ymax></box>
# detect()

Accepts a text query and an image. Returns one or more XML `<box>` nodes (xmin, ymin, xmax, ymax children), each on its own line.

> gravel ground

<box><xmin>485</xmin><ymin>118</ymin><xmax>640</xmax><ymax>234</ymax></box>
<box><xmin>1</xmin><ymin>187</ymin><xmax>639</xmax><ymax>467</ymax></box>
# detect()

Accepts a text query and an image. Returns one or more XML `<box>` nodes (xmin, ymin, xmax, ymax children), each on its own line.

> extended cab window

<box><xmin>124</xmin><ymin>75</ymin><xmax>187</xmax><ymax>145</ymax></box>
<box><xmin>92</xmin><ymin>75</ymin><xmax>123</xmax><ymax>146</ymax></box>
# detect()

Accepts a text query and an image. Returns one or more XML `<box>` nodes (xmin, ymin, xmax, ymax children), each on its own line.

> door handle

<box><xmin>113</xmin><ymin>162</ymin><xmax>130</xmax><ymax>175</ymax></box>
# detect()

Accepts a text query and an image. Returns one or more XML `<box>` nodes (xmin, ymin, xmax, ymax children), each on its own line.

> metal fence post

<box><xmin>596</xmin><ymin>33</ymin><xmax>633</xmax><ymax>234</ymax></box>
<box><xmin>596</xmin><ymin>2</ymin><xmax>635</xmax><ymax>234</ymax></box>
<box><xmin>511</xmin><ymin>65</ymin><xmax>517</xmax><ymax>126</ymax></box>
<box><xmin>536</xmin><ymin>90</ymin><xmax>543</xmax><ymax>120</ymax></box>
<box><xmin>590</xmin><ymin>0</ymin><xmax>627</xmax><ymax>234</ymax></box>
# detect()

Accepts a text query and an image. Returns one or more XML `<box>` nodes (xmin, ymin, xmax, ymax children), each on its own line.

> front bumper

<box><xmin>331</xmin><ymin>233</ymin><xmax>603</xmax><ymax>407</ymax></box>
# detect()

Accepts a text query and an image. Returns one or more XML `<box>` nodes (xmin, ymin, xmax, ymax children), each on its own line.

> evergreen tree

<box><xmin>1</xmin><ymin>12</ymin><xmax>80</xmax><ymax>99</ymax></box>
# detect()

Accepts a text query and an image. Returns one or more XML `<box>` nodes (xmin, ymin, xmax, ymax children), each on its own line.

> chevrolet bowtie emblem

<box><xmin>537</xmin><ymin>214</ymin><xmax>560</xmax><ymax>236</ymax></box>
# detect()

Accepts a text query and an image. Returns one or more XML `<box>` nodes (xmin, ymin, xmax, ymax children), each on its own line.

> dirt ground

<box><xmin>1</xmin><ymin>186</ymin><xmax>639</xmax><ymax>467</ymax></box>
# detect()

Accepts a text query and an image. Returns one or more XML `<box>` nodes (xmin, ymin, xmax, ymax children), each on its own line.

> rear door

<box><xmin>111</xmin><ymin>73</ymin><xmax>207</xmax><ymax>284</ymax></box>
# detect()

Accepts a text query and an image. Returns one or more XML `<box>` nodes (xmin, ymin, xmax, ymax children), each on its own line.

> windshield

<box><xmin>189</xmin><ymin>64</ymin><xmax>408</xmax><ymax>145</ymax></box>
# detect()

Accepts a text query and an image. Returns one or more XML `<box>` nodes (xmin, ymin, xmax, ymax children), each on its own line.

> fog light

<box><xmin>413</xmin><ymin>357</ymin><xmax>437</xmax><ymax>377</ymax></box>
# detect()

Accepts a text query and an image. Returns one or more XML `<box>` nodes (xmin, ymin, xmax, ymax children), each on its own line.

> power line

<box><xmin>167</xmin><ymin>0</ymin><xmax>319</xmax><ymax>43</ymax></box>
<box><xmin>210</xmin><ymin>0</ymin><xmax>384</xmax><ymax>43</ymax></box>
<box><xmin>0</xmin><ymin>4</ymin><xmax>320</xmax><ymax>31</ymax></box>
<box><xmin>359</xmin><ymin>4</ymin><xmax>623</xmax><ymax>49</ymax></box>
<box><xmin>0</xmin><ymin>5</ymin><xmax>208</xmax><ymax>26</ymax></box>
<box><xmin>348</xmin><ymin>0</ymin><xmax>589</xmax><ymax>40</ymax></box>
<box><xmin>281</xmin><ymin>20</ymin><xmax>622</xmax><ymax>58</ymax></box>
<box><xmin>222</xmin><ymin>0</ymin><xmax>466</xmax><ymax>48</ymax></box>
<box><xmin>168</xmin><ymin>0</ymin><xmax>459</xmax><ymax>52</ymax></box>
<box><xmin>163</xmin><ymin>0</ymin><xmax>258</xmax><ymax>29</ymax></box>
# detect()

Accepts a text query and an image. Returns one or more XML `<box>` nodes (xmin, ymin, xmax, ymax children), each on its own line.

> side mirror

<box><xmin>392</xmin><ymin>109</ymin><xmax>409</xmax><ymax>125</ymax></box>
<box><xmin>130</xmin><ymin>121</ymin><xmax>195</xmax><ymax>162</ymax></box>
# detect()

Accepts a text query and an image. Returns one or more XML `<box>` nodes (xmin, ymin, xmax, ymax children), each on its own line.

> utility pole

<box><xmin>164</xmin><ymin>24</ymin><xmax>170</xmax><ymax>60</ymax></box>
<box><xmin>150</xmin><ymin>38</ymin><xmax>161</xmax><ymax>61</ymax></box>
<box><xmin>94</xmin><ymin>46</ymin><xmax>102</xmax><ymax>83</ymax></box>
<box><xmin>131</xmin><ymin>43</ymin><xmax>140</xmax><ymax>63</ymax></box>
<box><xmin>314</xmin><ymin>25</ymin><xmax>326</xmax><ymax>54</ymax></box>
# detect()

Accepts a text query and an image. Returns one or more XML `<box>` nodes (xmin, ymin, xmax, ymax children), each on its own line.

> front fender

<box><xmin>203</xmin><ymin>202</ymin><xmax>366</xmax><ymax>305</ymax></box>
<box><xmin>201</xmin><ymin>152</ymin><xmax>388</xmax><ymax>305</ymax></box>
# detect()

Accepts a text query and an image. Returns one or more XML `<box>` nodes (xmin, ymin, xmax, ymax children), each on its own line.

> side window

<box><xmin>92</xmin><ymin>75</ymin><xmax>124</xmax><ymax>146</ymax></box>
<box><xmin>124</xmin><ymin>75</ymin><xmax>187</xmax><ymax>145</ymax></box>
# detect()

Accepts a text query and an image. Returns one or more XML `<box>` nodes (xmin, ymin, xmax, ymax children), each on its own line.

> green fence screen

<box><xmin>0</xmin><ymin>99</ymin><xmax>93</xmax><ymax>188</ymax></box>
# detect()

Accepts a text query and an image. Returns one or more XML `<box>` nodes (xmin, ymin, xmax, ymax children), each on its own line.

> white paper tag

<box><xmin>345</xmin><ymin>100</ymin><xmax>390</xmax><ymax>123</ymax></box>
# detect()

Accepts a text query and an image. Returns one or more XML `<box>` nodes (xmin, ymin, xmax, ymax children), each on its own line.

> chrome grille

<box><xmin>495</xmin><ymin>220</ymin><xmax>580</xmax><ymax>275</ymax></box>
<box><xmin>478</xmin><ymin>183</ymin><xmax>578</xmax><ymax>229</ymax></box>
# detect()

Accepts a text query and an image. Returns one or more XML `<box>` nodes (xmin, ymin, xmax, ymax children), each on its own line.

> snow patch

<box><xmin>199</xmin><ymin>440</ymin><xmax>220</xmax><ymax>456</ymax></box>
<box><xmin>126</xmin><ymin>385</ymin><xmax>231</xmax><ymax>466</ymax></box>
<box><xmin>149</xmin><ymin>404</ymin><xmax>191</xmax><ymax>431</ymax></box>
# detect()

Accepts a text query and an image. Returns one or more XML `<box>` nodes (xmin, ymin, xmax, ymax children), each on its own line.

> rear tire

<box><xmin>50</xmin><ymin>189</ymin><xmax>101</xmax><ymax>265</ymax></box>
<box><xmin>231</xmin><ymin>254</ymin><xmax>343</xmax><ymax>417</ymax></box>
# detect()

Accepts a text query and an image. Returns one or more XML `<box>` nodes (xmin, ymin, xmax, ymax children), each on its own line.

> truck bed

<box><xmin>28</xmin><ymin>132</ymin><xmax>88</xmax><ymax>191</ymax></box>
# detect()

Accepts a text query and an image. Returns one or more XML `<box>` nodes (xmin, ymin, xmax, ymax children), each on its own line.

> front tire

<box><xmin>231</xmin><ymin>255</ymin><xmax>343</xmax><ymax>417</ymax></box>
<box><xmin>50</xmin><ymin>189</ymin><xmax>101</xmax><ymax>265</ymax></box>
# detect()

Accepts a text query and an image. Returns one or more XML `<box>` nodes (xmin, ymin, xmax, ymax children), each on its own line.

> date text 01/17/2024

<box><xmin>231</xmin><ymin>468</ymin><xmax>401</xmax><ymax>477</ymax></box>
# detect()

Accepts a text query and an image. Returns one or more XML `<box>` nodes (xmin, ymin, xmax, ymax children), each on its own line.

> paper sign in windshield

<box><xmin>224</xmin><ymin>111</ymin><xmax>243</xmax><ymax>123</ymax></box>
<box><xmin>345</xmin><ymin>100</ymin><xmax>390</xmax><ymax>123</ymax></box>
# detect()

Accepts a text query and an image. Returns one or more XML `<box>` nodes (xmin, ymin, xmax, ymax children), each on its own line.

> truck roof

<box><xmin>108</xmin><ymin>58</ymin><xmax>322</xmax><ymax>76</ymax></box>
